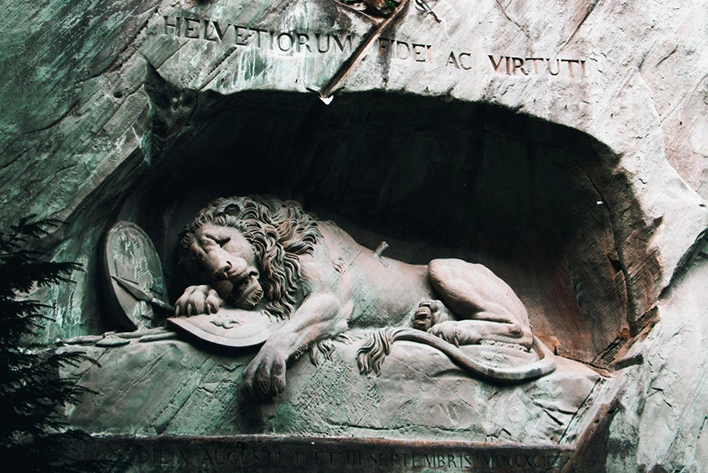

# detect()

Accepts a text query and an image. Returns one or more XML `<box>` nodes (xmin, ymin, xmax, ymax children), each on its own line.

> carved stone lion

<box><xmin>175</xmin><ymin>196</ymin><xmax>554</xmax><ymax>399</ymax></box>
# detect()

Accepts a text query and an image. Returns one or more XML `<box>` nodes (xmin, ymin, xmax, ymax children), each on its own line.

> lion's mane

<box><xmin>179</xmin><ymin>196</ymin><xmax>322</xmax><ymax>319</ymax></box>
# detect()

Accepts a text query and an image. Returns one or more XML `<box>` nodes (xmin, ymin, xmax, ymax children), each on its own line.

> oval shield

<box><xmin>167</xmin><ymin>308</ymin><xmax>277</xmax><ymax>348</ymax></box>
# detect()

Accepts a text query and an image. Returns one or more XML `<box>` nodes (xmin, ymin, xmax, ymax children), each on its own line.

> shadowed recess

<box><xmin>76</xmin><ymin>89</ymin><xmax>660</xmax><ymax>364</ymax></box>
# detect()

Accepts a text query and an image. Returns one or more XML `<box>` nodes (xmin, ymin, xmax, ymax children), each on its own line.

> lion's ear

<box><xmin>222</xmin><ymin>203</ymin><xmax>240</xmax><ymax>216</ymax></box>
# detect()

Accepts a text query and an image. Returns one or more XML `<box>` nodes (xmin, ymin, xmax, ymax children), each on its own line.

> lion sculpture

<box><xmin>175</xmin><ymin>196</ymin><xmax>555</xmax><ymax>399</ymax></box>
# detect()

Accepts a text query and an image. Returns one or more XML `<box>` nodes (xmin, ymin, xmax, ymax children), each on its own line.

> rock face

<box><xmin>2</xmin><ymin>0</ymin><xmax>708</xmax><ymax>471</ymax></box>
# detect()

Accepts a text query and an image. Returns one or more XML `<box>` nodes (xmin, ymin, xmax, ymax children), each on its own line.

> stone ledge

<box><xmin>61</xmin><ymin>334</ymin><xmax>603</xmax><ymax>444</ymax></box>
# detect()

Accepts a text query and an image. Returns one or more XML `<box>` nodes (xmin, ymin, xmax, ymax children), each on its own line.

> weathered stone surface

<box><xmin>2</xmin><ymin>0</ymin><xmax>708</xmax><ymax>469</ymax></box>
<box><xmin>2</xmin><ymin>0</ymin><xmax>703</xmax><ymax>364</ymax></box>
<box><xmin>61</xmin><ymin>332</ymin><xmax>601</xmax><ymax>443</ymax></box>
<box><xmin>596</xmin><ymin>244</ymin><xmax>708</xmax><ymax>472</ymax></box>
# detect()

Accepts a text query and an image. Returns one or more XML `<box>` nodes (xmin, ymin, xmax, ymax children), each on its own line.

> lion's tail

<box><xmin>357</xmin><ymin>328</ymin><xmax>556</xmax><ymax>383</ymax></box>
<box><xmin>356</xmin><ymin>328</ymin><xmax>395</xmax><ymax>375</ymax></box>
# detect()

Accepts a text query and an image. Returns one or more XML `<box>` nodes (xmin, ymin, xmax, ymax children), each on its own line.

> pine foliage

<box><xmin>0</xmin><ymin>217</ymin><xmax>98</xmax><ymax>473</ymax></box>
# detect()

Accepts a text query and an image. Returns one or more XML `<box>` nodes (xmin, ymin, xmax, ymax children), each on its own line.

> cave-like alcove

<box><xmin>105</xmin><ymin>89</ymin><xmax>646</xmax><ymax>364</ymax></box>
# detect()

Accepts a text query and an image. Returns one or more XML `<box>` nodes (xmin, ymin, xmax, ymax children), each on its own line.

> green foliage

<box><xmin>0</xmin><ymin>217</ymin><xmax>98</xmax><ymax>473</ymax></box>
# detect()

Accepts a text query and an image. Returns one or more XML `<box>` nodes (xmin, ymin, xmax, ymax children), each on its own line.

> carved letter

<box><xmin>459</xmin><ymin>52</ymin><xmax>472</xmax><ymax>70</ymax></box>
<box><xmin>396</xmin><ymin>41</ymin><xmax>410</xmax><ymax>60</ymax></box>
<box><xmin>525</xmin><ymin>57</ymin><xmax>544</xmax><ymax>74</ymax></box>
<box><xmin>184</xmin><ymin>18</ymin><xmax>200</xmax><ymax>39</ymax></box>
<box><xmin>277</xmin><ymin>33</ymin><xmax>293</xmax><ymax>52</ymax></box>
<box><xmin>512</xmin><ymin>57</ymin><xmax>529</xmax><ymax>75</ymax></box>
<box><xmin>315</xmin><ymin>452</ymin><xmax>333</xmax><ymax>465</ymax></box>
<box><xmin>488</xmin><ymin>54</ymin><xmax>504</xmax><ymax>72</ymax></box>
<box><xmin>179</xmin><ymin>449</ymin><xmax>191</xmax><ymax>465</ymax></box>
<box><xmin>447</xmin><ymin>52</ymin><xmax>460</xmax><ymax>68</ymax></box>
<box><xmin>235</xmin><ymin>26</ymin><xmax>251</xmax><ymax>46</ymax></box>
<box><xmin>315</xmin><ymin>33</ymin><xmax>330</xmax><ymax>53</ymax></box>
<box><xmin>203</xmin><ymin>20</ymin><xmax>217</xmax><ymax>41</ymax></box>
<box><xmin>378</xmin><ymin>38</ymin><xmax>390</xmax><ymax>56</ymax></box>
<box><xmin>212</xmin><ymin>21</ymin><xmax>231</xmax><ymax>41</ymax></box>
<box><xmin>346</xmin><ymin>451</ymin><xmax>361</xmax><ymax>465</ymax></box>
<box><xmin>213</xmin><ymin>449</ymin><xmax>225</xmax><ymax>465</ymax></box>
<box><xmin>547</xmin><ymin>58</ymin><xmax>560</xmax><ymax>76</ymax></box>
<box><xmin>249</xmin><ymin>28</ymin><xmax>261</xmax><ymax>47</ymax></box>
<box><xmin>202</xmin><ymin>450</ymin><xmax>215</xmax><ymax>465</ymax></box>
<box><xmin>561</xmin><ymin>59</ymin><xmax>580</xmax><ymax>77</ymax></box>
<box><xmin>333</xmin><ymin>34</ymin><xmax>353</xmax><ymax>52</ymax></box>
<box><xmin>296</xmin><ymin>33</ymin><xmax>311</xmax><ymax>52</ymax></box>
<box><xmin>164</xmin><ymin>16</ymin><xmax>180</xmax><ymax>36</ymax></box>
<box><xmin>138</xmin><ymin>449</ymin><xmax>150</xmax><ymax>464</ymax></box>
<box><xmin>413</xmin><ymin>43</ymin><xmax>428</xmax><ymax>62</ymax></box>
<box><xmin>244</xmin><ymin>451</ymin><xmax>258</xmax><ymax>465</ymax></box>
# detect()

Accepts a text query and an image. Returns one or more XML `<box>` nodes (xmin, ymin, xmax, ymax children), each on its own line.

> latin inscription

<box><xmin>73</xmin><ymin>436</ymin><xmax>575</xmax><ymax>473</ymax></box>
<box><xmin>378</xmin><ymin>37</ymin><xmax>433</xmax><ymax>63</ymax></box>
<box><xmin>376</xmin><ymin>38</ymin><xmax>586</xmax><ymax>79</ymax></box>
<box><xmin>447</xmin><ymin>51</ymin><xmax>473</xmax><ymax>70</ymax></box>
<box><xmin>158</xmin><ymin>15</ymin><xmax>586</xmax><ymax>80</ymax></box>
<box><xmin>487</xmin><ymin>55</ymin><xmax>586</xmax><ymax>78</ymax></box>
<box><xmin>161</xmin><ymin>16</ymin><xmax>354</xmax><ymax>54</ymax></box>
<box><xmin>134</xmin><ymin>445</ymin><xmax>570</xmax><ymax>471</ymax></box>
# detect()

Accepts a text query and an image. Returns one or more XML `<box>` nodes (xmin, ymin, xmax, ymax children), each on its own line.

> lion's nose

<box><xmin>212</xmin><ymin>263</ymin><xmax>230</xmax><ymax>281</ymax></box>
<box><xmin>212</xmin><ymin>257</ymin><xmax>249</xmax><ymax>282</ymax></box>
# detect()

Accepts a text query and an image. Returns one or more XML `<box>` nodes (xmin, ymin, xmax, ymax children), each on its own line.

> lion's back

<box><xmin>312</xmin><ymin>222</ymin><xmax>433</xmax><ymax>327</ymax></box>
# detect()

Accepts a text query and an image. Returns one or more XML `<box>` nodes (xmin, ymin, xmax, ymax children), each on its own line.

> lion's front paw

<box><xmin>412</xmin><ymin>299</ymin><xmax>447</xmax><ymax>331</ymax></box>
<box><xmin>174</xmin><ymin>285</ymin><xmax>223</xmax><ymax>316</ymax></box>
<box><xmin>241</xmin><ymin>344</ymin><xmax>287</xmax><ymax>400</ymax></box>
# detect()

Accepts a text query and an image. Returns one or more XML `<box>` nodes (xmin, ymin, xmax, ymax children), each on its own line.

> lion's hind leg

<box><xmin>426</xmin><ymin>259</ymin><xmax>533</xmax><ymax>350</ymax></box>
<box><xmin>428</xmin><ymin>318</ymin><xmax>533</xmax><ymax>350</ymax></box>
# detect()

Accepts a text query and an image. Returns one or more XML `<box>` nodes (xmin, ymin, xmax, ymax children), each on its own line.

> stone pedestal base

<box><xmin>61</xmin><ymin>332</ymin><xmax>602</xmax><ymax>444</ymax></box>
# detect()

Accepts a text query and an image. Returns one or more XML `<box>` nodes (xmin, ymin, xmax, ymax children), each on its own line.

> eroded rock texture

<box><xmin>2</xmin><ymin>0</ymin><xmax>708</xmax><ymax>471</ymax></box>
<box><xmin>61</xmin><ymin>334</ymin><xmax>601</xmax><ymax>443</ymax></box>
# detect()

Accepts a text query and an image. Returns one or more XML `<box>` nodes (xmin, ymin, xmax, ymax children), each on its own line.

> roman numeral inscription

<box><xmin>161</xmin><ymin>16</ymin><xmax>354</xmax><ymax>55</ymax></box>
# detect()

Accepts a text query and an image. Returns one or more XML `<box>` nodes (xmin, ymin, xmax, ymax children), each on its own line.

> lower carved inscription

<box><xmin>109</xmin><ymin>439</ymin><xmax>572</xmax><ymax>472</ymax></box>
<box><xmin>136</xmin><ymin>448</ymin><xmax>568</xmax><ymax>470</ymax></box>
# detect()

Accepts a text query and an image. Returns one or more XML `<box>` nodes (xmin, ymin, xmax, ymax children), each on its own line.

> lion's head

<box><xmin>178</xmin><ymin>196</ymin><xmax>322</xmax><ymax>319</ymax></box>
